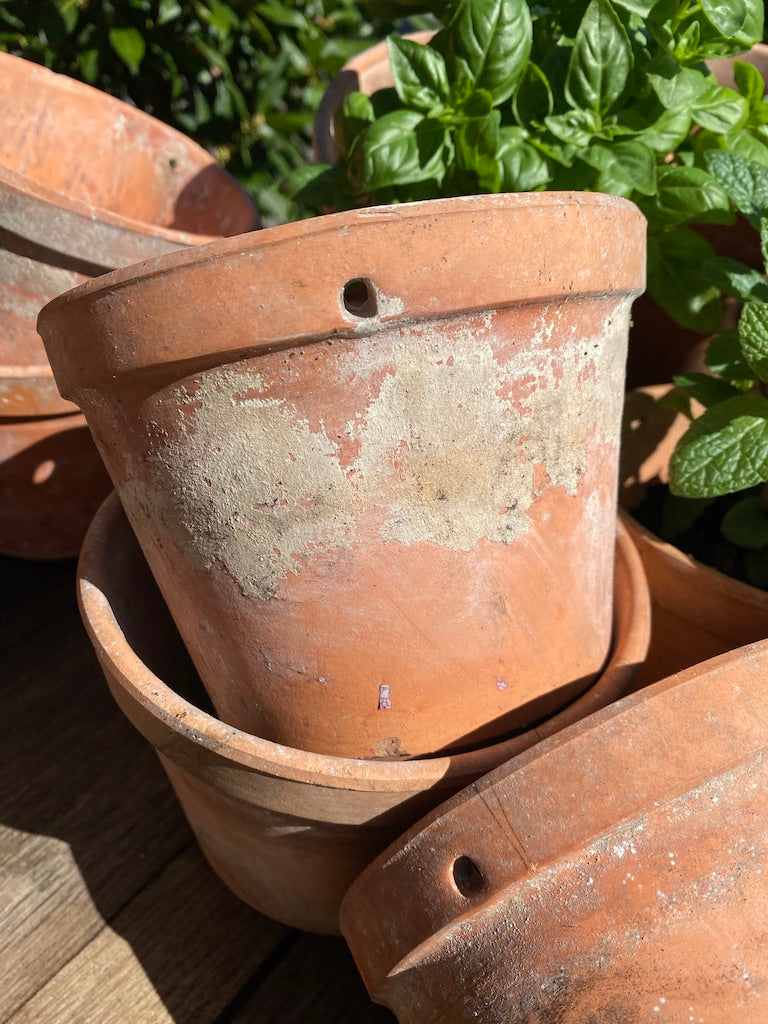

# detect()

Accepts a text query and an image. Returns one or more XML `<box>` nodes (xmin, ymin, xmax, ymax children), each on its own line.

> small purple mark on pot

<box><xmin>378</xmin><ymin>683</ymin><xmax>392</xmax><ymax>710</ymax></box>
<box><xmin>496</xmin><ymin>676</ymin><xmax>508</xmax><ymax>691</ymax></box>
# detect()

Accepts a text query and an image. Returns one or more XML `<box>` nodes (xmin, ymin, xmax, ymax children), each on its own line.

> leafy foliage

<box><xmin>669</xmin><ymin>153</ymin><xmax>768</xmax><ymax>584</ymax></box>
<box><xmin>0</xmin><ymin>0</ymin><xmax>405</xmax><ymax>224</ymax></box>
<box><xmin>302</xmin><ymin>0</ymin><xmax>767</xmax><ymax>331</ymax></box>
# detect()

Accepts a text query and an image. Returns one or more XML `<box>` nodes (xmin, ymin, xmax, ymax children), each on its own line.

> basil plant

<box><xmin>299</xmin><ymin>0</ymin><xmax>767</xmax><ymax>333</ymax></box>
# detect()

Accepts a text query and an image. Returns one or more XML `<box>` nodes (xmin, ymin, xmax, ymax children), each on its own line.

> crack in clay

<box><xmin>141</xmin><ymin>303</ymin><xmax>630</xmax><ymax>598</ymax></box>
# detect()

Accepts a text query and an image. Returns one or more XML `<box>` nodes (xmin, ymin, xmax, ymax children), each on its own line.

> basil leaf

<box><xmin>670</xmin><ymin>392</ymin><xmax>768</xmax><ymax>497</ymax></box>
<box><xmin>544</xmin><ymin>108</ymin><xmax>601</xmax><ymax>147</ymax></box>
<box><xmin>739</xmin><ymin>301</ymin><xmax>768</xmax><ymax>383</ymax></box>
<box><xmin>512</xmin><ymin>61</ymin><xmax>553</xmax><ymax>125</ymax></box>
<box><xmin>347</xmin><ymin>110</ymin><xmax>451</xmax><ymax>193</ymax></box>
<box><xmin>579</xmin><ymin>140</ymin><xmax>656</xmax><ymax>195</ymax></box>
<box><xmin>565</xmin><ymin>0</ymin><xmax>632</xmax><ymax>115</ymax></box>
<box><xmin>646</xmin><ymin>59</ymin><xmax>710</xmax><ymax>111</ymax></box>
<box><xmin>653</xmin><ymin>165</ymin><xmax>731</xmax><ymax>224</ymax></box>
<box><xmin>456</xmin><ymin>110</ymin><xmax>501</xmax><ymax>191</ymax></box>
<box><xmin>388</xmin><ymin>35</ymin><xmax>449</xmax><ymax>113</ymax></box>
<box><xmin>336</xmin><ymin>92</ymin><xmax>375</xmax><ymax>159</ymax></box>
<box><xmin>498</xmin><ymin>128</ymin><xmax>551</xmax><ymax>190</ymax></box>
<box><xmin>646</xmin><ymin>226</ymin><xmax>722</xmax><ymax>332</ymax></box>
<box><xmin>637</xmin><ymin>107</ymin><xmax>692</xmax><ymax>152</ymax></box>
<box><xmin>691</xmin><ymin>83</ymin><xmax>748</xmax><ymax>133</ymax></box>
<box><xmin>108</xmin><ymin>27</ymin><xmax>146</xmax><ymax>74</ymax></box>
<box><xmin>701</xmin><ymin>0</ymin><xmax>763</xmax><ymax>50</ymax></box>
<box><xmin>438</xmin><ymin>0</ymin><xmax>532</xmax><ymax>104</ymax></box>
<box><xmin>733</xmin><ymin>59</ymin><xmax>766</xmax><ymax>112</ymax></box>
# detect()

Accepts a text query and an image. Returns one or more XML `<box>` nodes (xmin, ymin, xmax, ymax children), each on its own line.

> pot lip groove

<box><xmin>76</xmin><ymin>492</ymin><xmax>650</xmax><ymax>794</ymax></box>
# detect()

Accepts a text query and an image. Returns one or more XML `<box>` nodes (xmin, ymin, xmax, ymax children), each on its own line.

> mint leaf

<box><xmin>705</xmin><ymin>151</ymin><xmax>768</xmax><ymax>221</ymax></box>
<box><xmin>652</xmin><ymin>166</ymin><xmax>731</xmax><ymax>225</ymax></box>
<box><xmin>705</xmin><ymin>328</ymin><xmax>754</xmax><ymax>380</ymax></box>
<box><xmin>670</xmin><ymin>392</ymin><xmax>768</xmax><ymax>497</ymax></box>
<box><xmin>565</xmin><ymin>0</ymin><xmax>632</xmax><ymax>116</ymax></box>
<box><xmin>739</xmin><ymin>302</ymin><xmax>768</xmax><ymax>383</ymax></box>
<box><xmin>388</xmin><ymin>36</ymin><xmax>449</xmax><ymax>113</ymax></box>
<box><xmin>703</xmin><ymin>257</ymin><xmax>768</xmax><ymax>303</ymax></box>
<box><xmin>672</xmin><ymin>371</ymin><xmax>741</xmax><ymax>407</ymax></box>
<box><xmin>646</xmin><ymin>226</ymin><xmax>722</xmax><ymax>332</ymax></box>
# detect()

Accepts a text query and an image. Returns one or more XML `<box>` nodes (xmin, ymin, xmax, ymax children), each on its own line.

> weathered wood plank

<box><xmin>225</xmin><ymin>933</ymin><xmax>396</xmax><ymax>1023</ymax></box>
<box><xmin>0</xmin><ymin>556</ymin><xmax>194</xmax><ymax>1018</ymax></box>
<box><xmin>8</xmin><ymin>846</ymin><xmax>289</xmax><ymax>1024</ymax></box>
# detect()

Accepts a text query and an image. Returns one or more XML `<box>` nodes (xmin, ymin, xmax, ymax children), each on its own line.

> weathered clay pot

<box><xmin>0</xmin><ymin>51</ymin><xmax>258</xmax><ymax>417</ymax></box>
<box><xmin>0</xmin><ymin>413</ymin><xmax>112</xmax><ymax>559</ymax></box>
<box><xmin>77</xmin><ymin>491</ymin><xmax>650</xmax><ymax>934</ymax></box>
<box><xmin>620</xmin><ymin>385</ymin><xmax>768</xmax><ymax>689</ymax></box>
<box><xmin>42</xmin><ymin>192</ymin><xmax>646</xmax><ymax>759</ymax></box>
<box><xmin>314</xmin><ymin>38</ymin><xmax>768</xmax><ymax>390</ymax></box>
<box><xmin>341</xmin><ymin>641</ymin><xmax>768</xmax><ymax>1023</ymax></box>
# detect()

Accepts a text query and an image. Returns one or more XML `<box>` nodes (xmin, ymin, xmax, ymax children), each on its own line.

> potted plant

<box><xmin>302</xmin><ymin>0</ymin><xmax>767</xmax><ymax>388</ymax></box>
<box><xmin>39</xmin><ymin>190</ymin><xmax>646</xmax><ymax>760</ymax></box>
<box><xmin>0</xmin><ymin>52</ymin><xmax>258</xmax><ymax>557</ymax></box>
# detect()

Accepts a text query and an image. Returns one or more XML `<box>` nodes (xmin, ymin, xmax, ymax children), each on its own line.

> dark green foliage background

<box><xmin>0</xmin><ymin>0</ymin><xmax>407</xmax><ymax>223</ymax></box>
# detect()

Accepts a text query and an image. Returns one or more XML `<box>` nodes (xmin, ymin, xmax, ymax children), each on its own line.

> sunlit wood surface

<box><xmin>0</xmin><ymin>552</ymin><xmax>395</xmax><ymax>1023</ymax></box>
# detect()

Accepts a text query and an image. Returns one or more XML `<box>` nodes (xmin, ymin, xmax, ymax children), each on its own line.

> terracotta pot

<box><xmin>76</xmin><ymin>492</ymin><xmax>650</xmax><ymax>934</ymax></box>
<box><xmin>42</xmin><ymin>192</ymin><xmax>646</xmax><ymax>759</ymax></box>
<box><xmin>0</xmin><ymin>52</ymin><xmax>258</xmax><ymax>417</ymax></box>
<box><xmin>341</xmin><ymin>641</ymin><xmax>768</xmax><ymax>1023</ymax></box>
<box><xmin>314</xmin><ymin>37</ymin><xmax>768</xmax><ymax>390</ymax></box>
<box><xmin>619</xmin><ymin>385</ymin><xmax>768</xmax><ymax>689</ymax></box>
<box><xmin>0</xmin><ymin>413</ymin><xmax>112</xmax><ymax>559</ymax></box>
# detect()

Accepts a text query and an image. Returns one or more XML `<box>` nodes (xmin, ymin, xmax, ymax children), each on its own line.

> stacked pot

<box><xmin>0</xmin><ymin>52</ymin><xmax>257</xmax><ymax>558</ymax></box>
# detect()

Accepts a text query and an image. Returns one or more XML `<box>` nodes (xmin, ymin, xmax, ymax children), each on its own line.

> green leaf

<box><xmin>646</xmin><ymin>226</ymin><xmax>722</xmax><ymax>332</ymax></box>
<box><xmin>739</xmin><ymin>302</ymin><xmax>768</xmax><ymax>383</ymax></box>
<box><xmin>638</xmin><ymin>107</ymin><xmax>692</xmax><ymax>152</ymax></box>
<box><xmin>743</xmin><ymin>546</ymin><xmax>768</xmax><ymax>586</ymax></box>
<box><xmin>498</xmin><ymin>131</ymin><xmax>551</xmax><ymax>190</ymax></box>
<box><xmin>659</xmin><ymin>492</ymin><xmax>712</xmax><ymax>539</ymax></box>
<box><xmin>700</xmin><ymin>0</ymin><xmax>763</xmax><ymax>50</ymax></box>
<box><xmin>705</xmin><ymin>151</ymin><xmax>768</xmax><ymax>222</ymax></box>
<box><xmin>388</xmin><ymin>35</ymin><xmax>449</xmax><ymax>113</ymax></box>
<box><xmin>578</xmin><ymin>141</ymin><xmax>656</xmax><ymax>195</ymax></box>
<box><xmin>703</xmin><ymin>257</ymin><xmax>768</xmax><ymax>303</ymax></box>
<box><xmin>652</xmin><ymin>166</ymin><xmax>731</xmax><ymax>225</ymax></box>
<box><xmin>706</xmin><ymin>328</ymin><xmax>756</xmax><ymax>380</ymax></box>
<box><xmin>721</xmin><ymin>494</ymin><xmax>768</xmax><ymax>549</ymax></box>
<box><xmin>456</xmin><ymin>110</ymin><xmax>501</xmax><ymax>191</ymax></box>
<box><xmin>347</xmin><ymin>110</ymin><xmax>451</xmax><ymax>193</ymax></box>
<box><xmin>544</xmin><ymin>108</ymin><xmax>601</xmax><ymax>147</ymax></box>
<box><xmin>565</xmin><ymin>0</ymin><xmax>632</xmax><ymax>116</ymax></box>
<box><xmin>733</xmin><ymin>59</ymin><xmax>766</xmax><ymax>111</ymax></box>
<box><xmin>336</xmin><ymin>91</ymin><xmax>375</xmax><ymax>159</ymax></box>
<box><xmin>437</xmin><ymin>0</ymin><xmax>533</xmax><ymax>104</ymax></box>
<box><xmin>672</xmin><ymin>371</ymin><xmax>742</xmax><ymax>407</ymax></box>
<box><xmin>646</xmin><ymin>59</ymin><xmax>710</xmax><ymax>111</ymax></box>
<box><xmin>108</xmin><ymin>27</ymin><xmax>146</xmax><ymax>75</ymax></box>
<box><xmin>690</xmin><ymin>83</ymin><xmax>748</xmax><ymax>134</ymax></box>
<box><xmin>512</xmin><ymin>61</ymin><xmax>553</xmax><ymax>124</ymax></box>
<box><xmin>670</xmin><ymin>392</ymin><xmax>768</xmax><ymax>497</ymax></box>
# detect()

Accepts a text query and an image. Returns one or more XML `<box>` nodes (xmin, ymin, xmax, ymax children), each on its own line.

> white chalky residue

<box><xmin>142</xmin><ymin>302</ymin><xmax>630</xmax><ymax>597</ymax></box>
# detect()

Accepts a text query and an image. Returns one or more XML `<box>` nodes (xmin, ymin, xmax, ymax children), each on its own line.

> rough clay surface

<box><xmin>140</xmin><ymin>303</ymin><xmax>630</xmax><ymax>600</ymax></box>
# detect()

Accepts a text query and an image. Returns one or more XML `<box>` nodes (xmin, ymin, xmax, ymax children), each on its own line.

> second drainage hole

<box><xmin>452</xmin><ymin>855</ymin><xmax>485</xmax><ymax>898</ymax></box>
<box><xmin>342</xmin><ymin>278</ymin><xmax>377</xmax><ymax>318</ymax></box>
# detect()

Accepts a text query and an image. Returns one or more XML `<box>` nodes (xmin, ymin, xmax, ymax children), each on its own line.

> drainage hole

<box><xmin>342</xmin><ymin>278</ymin><xmax>377</xmax><ymax>318</ymax></box>
<box><xmin>452</xmin><ymin>855</ymin><xmax>485</xmax><ymax>898</ymax></box>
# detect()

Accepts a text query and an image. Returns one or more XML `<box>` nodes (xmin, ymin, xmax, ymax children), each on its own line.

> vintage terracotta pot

<box><xmin>76</xmin><ymin>491</ymin><xmax>650</xmax><ymax>934</ymax></box>
<box><xmin>0</xmin><ymin>51</ymin><xmax>258</xmax><ymax>417</ymax></box>
<box><xmin>620</xmin><ymin>385</ymin><xmax>768</xmax><ymax>689</ymax></box>
<box><xmin>341</xmin><ymin>641</ymin><xmax>768</xmax><ymax>1023</ymax></box>
<box><xmin>0</xmin><ymin>413</ymin><xmax>112</xmax><ymax>559</ymax></box>
<box><xmin>41</xmin><ymin>192</ymin><xmax>646</xmax><ymax>759</ymax></box>
<box><xmin>314</xmin><ymin>38</ymin><xmax>768</xmax><ymax>390</ymax></box>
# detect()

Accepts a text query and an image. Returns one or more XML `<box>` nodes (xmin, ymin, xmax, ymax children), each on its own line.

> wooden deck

<box><xmin>0</xmin><ymin>551</ymin><xmax>395</xmax><ymax>1023</ymax></box>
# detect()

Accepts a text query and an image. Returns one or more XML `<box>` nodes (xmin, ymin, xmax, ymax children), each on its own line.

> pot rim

<box><xmin>39</xmin><ymin>191</ymin><xmax>647</xmax><ymax>400</ymax></box>
<box><xmin>77</xmin><ymin>491</ymin><xmax>650</xmax><ymax>793</ymax></box>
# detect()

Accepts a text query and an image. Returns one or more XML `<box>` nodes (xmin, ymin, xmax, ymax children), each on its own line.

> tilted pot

<box><xmin>620</xmin><ymin>385</ymin><xmax>768</xmax><ymax>689</ymax></box>
<box><xmin>41</xmin><ymin>192</ymin><xmax>646</xmax><ymax>759</ymax></box>
<box><xmin>0</xmin><ymin>52</ymin><xmax>258</xmax><ymax>417</ymax></box>
<box><xmin>77</xmin><ymin>491</ymin><xmax>650</xmax><ymax>934</ymax></box>
<box><xmin>341</xmin><ymin>640</ymin><xmax>768</xmax><ymax>1023</ymax></box>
